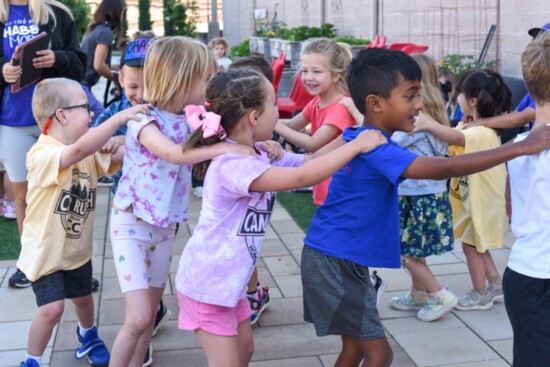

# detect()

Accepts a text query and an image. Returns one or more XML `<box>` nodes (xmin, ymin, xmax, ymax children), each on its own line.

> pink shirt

<box><xmin>302</xmin><ymin>95</ymin><xmax>356</xmax><ymax>205</ymax></box>
<box><xmin>176</xmin><ymin>147</ymin><xmax>304</xmax><ymax>307</ymax></box>
<box><xmin>114</xmin><ymin>107</ymin><xmax>192</xmax><ymax>227</ymax></box>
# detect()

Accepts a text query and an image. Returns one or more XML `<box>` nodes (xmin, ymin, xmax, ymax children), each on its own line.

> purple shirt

<box><xmin>114</xmin><ymin>106</ymin><xmax>192</xmax><ymax>227</ymax></box>
<box><xmin>176</xmin><ymin>147</ymin><xmax>304</xmax><ymax>307</ymax></box>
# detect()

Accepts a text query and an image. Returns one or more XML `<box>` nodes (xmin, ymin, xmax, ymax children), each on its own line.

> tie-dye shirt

<box><xmin>114</xmin><ymin>106</ymin><xmax>192</xmax><ymax>227</ymax></box>
<box><xmin>176</xmin><ymin>147</ymin><xmax>304</xmax><ymax>307</ymax></box>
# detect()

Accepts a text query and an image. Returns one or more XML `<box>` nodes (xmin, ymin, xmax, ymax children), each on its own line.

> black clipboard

<box><xmin>11</xmin><ymin>32</ymin><xmax>49</xmax><ymax>93</ymax></box>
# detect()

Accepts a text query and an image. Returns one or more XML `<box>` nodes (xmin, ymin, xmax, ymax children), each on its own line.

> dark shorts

<box><xmin>503</xmin><ymin>267</ymin><xmax>550</xmax><ymax>367</ymax></box>
<box><xmin>31</xmin><ymin>260</ymin><xmax>93</xmax><ymax>307</ymax></box>
<box><xmin>301</xmin><ymin>245</ymin><xmax>384</xmax><ymax>340</ymax></box>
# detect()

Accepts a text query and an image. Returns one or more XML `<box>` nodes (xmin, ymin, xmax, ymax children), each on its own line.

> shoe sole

<box><xmin>455</xmin><ymin>300</ymin><xmax>494</xmax><ymax>311</ymax></box>
<box><xmin>375</xmin><ymin>279</ymin><xmax>387</xmax><ymax>308</ymax></box>
<box><xmin>416</xmin><ymin>298</ymin><xmax>458</xmax><ymax>322</ymax></box>
<box><xmin>8</xmin><ymin>281</ymin><xmax>32</xmax><ymax>288</ymax></box>
<box><xmin>250</xmin><ymin>299</ymin><xmax>272</xmax><ymax>326</ymax></box>
<box><xmin>389</xmin><ymin>301</ymin><xmax>424</xmax><ymax>311</ymax></box>
<box><xmin>152</xmin><ymin>308</ymin><xmax>172</xmax><ymax>337</ymax></box>
<box><xmin>492</xmin><ymin>294</ymin><xmax>504</xmax><ymax>303</ymax></box>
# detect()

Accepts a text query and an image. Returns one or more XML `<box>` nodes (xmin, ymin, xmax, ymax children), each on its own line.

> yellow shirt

<box><xmin>448</xmin><ymin>123</ymin><xmax>508</xmax><ymax>252</ymax></box>
<box><xmin>17</xmin><ymin>135</ymin><xmax>119</xmax><ymax>281</ymax></box>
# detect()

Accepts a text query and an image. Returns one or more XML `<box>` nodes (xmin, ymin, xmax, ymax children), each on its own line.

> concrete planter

<box><xmin>270</xmin><ymin>38</ymin><xmax>302</xmax><ymax>67</ymax></box>
<box><xmin>249</xmin><ymin>36</ymin><xmax>271</xmax><ymax>56</ymax></box>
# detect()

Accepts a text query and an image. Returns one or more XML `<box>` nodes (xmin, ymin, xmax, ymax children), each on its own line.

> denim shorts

<box><xmin>503</xmin><ymin>267</ymin><xmax>550</xmax><ymax>367</ymax></box>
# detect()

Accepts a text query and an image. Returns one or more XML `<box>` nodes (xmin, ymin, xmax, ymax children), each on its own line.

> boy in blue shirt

<box><xmin>301</xmin><ymin>48</ymin><xmax>550</xmax><ymax>366</ymax></box>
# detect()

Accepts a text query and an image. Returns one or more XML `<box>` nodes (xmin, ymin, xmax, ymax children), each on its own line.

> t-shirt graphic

<box><xmin>237</xmin><ymin>194</ymin><xmax>275</xmax><ymax>264</ymax></box>
<box><xmin>450</xmin><ymin>175</ymin><xmax>469</xmax><ymax>202</ymax></box>
<box><xmin>54</xmin><ymin>169</ymin><xmax>96</xmax><ymax>239</ymax></box>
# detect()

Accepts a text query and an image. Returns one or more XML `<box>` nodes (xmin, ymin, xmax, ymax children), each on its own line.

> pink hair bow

<box><xmin>185</xmin><ymin>105</ymin><xmax>226</xmax><ymax>140</ymax></box>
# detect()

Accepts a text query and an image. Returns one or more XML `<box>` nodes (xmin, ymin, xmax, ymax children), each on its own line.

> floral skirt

<box><xmin>399</xmin><ymin>192</ymin><xmax>454</xmax><ymax>258</ymax></box>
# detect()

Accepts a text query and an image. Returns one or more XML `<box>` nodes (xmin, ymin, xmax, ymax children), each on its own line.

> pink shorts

<box><xmin>177</xmin><ymin>291</ymin><xmax>251</xmax><ymax>336</ymax></box>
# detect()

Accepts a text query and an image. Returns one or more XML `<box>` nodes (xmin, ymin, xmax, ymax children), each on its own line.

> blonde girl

<box><xmin>175</xmin><ymin>69</ymin><xmax>386</xmax><ymax>367</ymax></box>
<box><xmin>274</xmin><ymin>38</ymin><xmax>356</xmax><ymax>205</ymax></box>
<box><xmin>389</xmin><ymin>54</ymin><xmax>458</xmax><ymax>321</ymax></box>
<box><xmin>413</xmin><ymin>69</ymin><xmax>511</xmax><ymax>311</ymax></box>
<box><xmin>108</xmin><ymin>37</ymin><xmax>253</xmax><ymax>367</ymax></box>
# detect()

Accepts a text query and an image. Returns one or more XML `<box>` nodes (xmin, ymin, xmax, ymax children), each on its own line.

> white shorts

<box><xmin>0</xmin><ymin>124</ymin><xmax>41</xmax><ymax>182</ymax></box>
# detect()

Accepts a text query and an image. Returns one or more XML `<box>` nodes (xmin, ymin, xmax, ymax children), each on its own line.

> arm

<box><xmin>465</xmin><ymin>109</ymin><xmax>535</xmax><ymax>130</ymax></box>
<box><xmin>339</xmin><ymin>96</ymin><xmax>363</xmax><ymax>124</ymax></box>
<box><xmin>412</xmin><ymin>113</ymin><xmax>465</xmax><ymax>146</ymax></box>
<box><xmin>402</xmin><ymin>124</ymin><xmax>550</xmax><ymax>180</ymax></box>
<box><xmin>279</xmin><ymin>111</ymin><xmax>309</xmax><ymax>131</ymax></box>
<box><xmin>249</xmin><ymin>130</ymin><xmax>387</xmax><ymax>192</ymax></box>
<box><xmin>138</xmin><ymin>123</ymin><xmax>255</xmax><ymax>165</ymax></box>
<box><xmin>275</xmin><ymin>122</ymin><xmax>340</xmax><ymax>152</ymax></box>
<box><xmin>93</xmin><ymin>44</ymin><xmax>115</xmax><ymax>81</ymax></box>
<box><xmin>505</xmin><ymin>174</ymin><xmax>512</xmax><ymax>219</ymax></box>
<box><xmin>60</xmin><ymin>105</ymin><xmax>148</xmax><ymax>169</ymax></box>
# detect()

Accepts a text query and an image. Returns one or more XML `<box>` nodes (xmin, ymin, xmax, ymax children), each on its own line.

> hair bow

<box><xmin>185</xmin><ymin>105</ymin><xmax>226</xmax><ymax>140</ymax></box>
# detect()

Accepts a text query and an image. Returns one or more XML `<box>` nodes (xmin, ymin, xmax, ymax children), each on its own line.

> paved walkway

<box><xmin>1</xmin><ymin>187</ymin><xmax>516</xmax><ymax>366</ymax></box>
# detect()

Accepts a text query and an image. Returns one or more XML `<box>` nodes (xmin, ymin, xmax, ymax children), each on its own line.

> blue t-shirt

<box><xmin>0</xmin><ymin>5</ymin><xmax>40</xmax><ymax>127</ymax></box>
<box><xmin>304</xmin><ymin>127</ymin><xmax>418</xmax><ymax>268</ymax></box>
<box><xmin>515</xmin><ymin>93</ymin><xmax>536</xmax><ymax>130</ymax></box>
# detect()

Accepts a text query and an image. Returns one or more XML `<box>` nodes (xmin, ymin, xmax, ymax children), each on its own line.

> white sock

<box><xmin>78</xmin><ymin>323</ymin><xmax>93</xmax><ymax>338</ymax></box>
<box><xmin>25</xmin><ymin>353</ymin><xmax>42</xmax><ymax>366</ymax></box>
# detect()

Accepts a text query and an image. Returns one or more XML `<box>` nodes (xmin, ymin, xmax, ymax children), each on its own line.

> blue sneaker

<box><xmin>20</xmin><ymin>359</ymin><xmax>40</xmax><ymax>367</ymax></box>
<box><xmin>75</xmin><ymin>326</ymin><xmax>110</xmax><ymax>367</ymax></box>
<box><xmin>248</xmin><ymin>286</ymin><xmax>271</xmax><ymax>325</ymax></box>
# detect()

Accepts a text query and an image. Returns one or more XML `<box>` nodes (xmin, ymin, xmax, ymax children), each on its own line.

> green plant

<box><xmin>164</xmin><ymin>0</ymin><xmax>199</xmax><ymax>37</ymax></box>
<box><xmin>59</xmin><ymin>0</ymin><xmax>90</xmax><ymax>40</ymax></box>
<box><xmin>333</xmin><ymin>35</ymin><xmax>370</xmax><ymax>45</ymax></box>
<box><xmin>438</xmin><ymin>54</ymin><xmax>496</xmax><ymax>76</ymax></box>
<box><xmin>138</xmin><ymin>0</ymin><xmax>151</xmax><ymax>31</ymax></box>
<box><xmin>0</xmin><ymin>218</ymin><xmax>20</xmax><ymax>260</ymax></box>
<box><xmin>276</xmin><ymin>192</ymin><xmax>316</xmax><ymax>232</ymax></box>
<box><xmin>278</xmin><ymin>23</ymin><xmax>337</xmax><ymax>41</ymax></box>
<box><xmin>229</xmin><ymin>39</ymin><xmax>250</xmax><ymax>59</ymax></box>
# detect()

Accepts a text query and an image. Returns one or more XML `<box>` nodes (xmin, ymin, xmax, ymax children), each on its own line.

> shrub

<box><xmin>438</xmin><ymin>54</ymin><xmax>496</xmax><ymax>76</ymax></box>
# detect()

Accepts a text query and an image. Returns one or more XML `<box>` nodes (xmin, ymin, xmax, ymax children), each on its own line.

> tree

<box><xmin>138</xmin><ymin>0</ymin><xmax>151</xmax><ymax>31</ymax></box>
<box><xmin>58</xmin><ymin>0</ymin><xmax>90</xmax><ymax>40</ymax></box>
<box><xmin>164</xmin><ymin>0</ymin><xmax>199</xmax><ymax>37</ymax></box>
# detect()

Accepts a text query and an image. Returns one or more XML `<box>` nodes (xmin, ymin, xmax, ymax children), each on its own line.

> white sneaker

<box><xmin>417</xmin><ymin>288</ymin><xmax>458</xmax><ymax>322</ymax></box>
<box><xmin>455</xmin><ymin>288</ymin><xmax>494</xmax><ymax>311</ymax></box>
<box><xmin>193</xmin><ymin>186</ymin><xmax>203</xmax><ymax>198</ymax></box>
<box><xmin>390</xmin><ymin>288</ymin><xmax>427</xmax><ymax>311</ymax></box>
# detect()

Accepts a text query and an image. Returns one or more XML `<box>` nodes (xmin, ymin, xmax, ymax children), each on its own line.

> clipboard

<box><xmin>11</xmin><ymin>32</ymin><xmax>49</xmax><ymax>93</ymax></box>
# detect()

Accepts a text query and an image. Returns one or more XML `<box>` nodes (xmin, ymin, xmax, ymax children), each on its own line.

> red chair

<box><xmin>271</xmin><ymin>53</ymin><xmax>286</xmax><ymax>95</ymax></box>
<box><xmin>387</xmin><ymin>43</ymin><xmax>413</xmax><ymax>51</ymax></box>
<box><xmin>401</xmin><ymin>44</ymin><xmax>429</xmax><ymax>55</ymax></box>
<box><xmin>277</xmin><ymin>71</ymin><xmax>315</xmax><ymax>118</ymax></box>
<box><xmin>366</xmin><ymin>35</ymin><xmax>387</xmax><ymax>49</ymax></box>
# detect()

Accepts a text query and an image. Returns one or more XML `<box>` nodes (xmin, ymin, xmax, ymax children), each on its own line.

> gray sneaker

<box><xmin>487</xmin><ymin>282</ymin><xmax>504</xmax><ymax>303</ymax></box>
<box><xmin>455</xmin><ymin>288</ymin><xmax>494</xmax><ymax>311</ymax></box>
<box><xmin>390</xmin><ymin>288</ymin><xmax>427</xmax><ymax>311</ymax></box>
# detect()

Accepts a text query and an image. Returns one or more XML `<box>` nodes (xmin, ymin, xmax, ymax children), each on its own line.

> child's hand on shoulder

<box><xmin>519</xmin><ymin>123</ymin><xmax>550</xmax><ymax>155</ymax></box>
<box><xmin>116</xmin><ymin>104</ymin><xmax>150</xmax><ymax>126</ymax></box>
<box><xmin>258</xmin><ymin>140</ymin><xmax>284</xmax><ymax>162</ymax></box>
<box><xmin>353</xmin><ymin>129</ymin><xmax>387</xmax><ymax>153</ymax></box>
<box><xmin>411</xmin><ymin>113</ymin><xmax>437</xmax><ymax>134</ymax></box>
<box><xmin>99</xmin><ymin>137</ymin><xmax>124</xmax><ymax>154</ymax></box>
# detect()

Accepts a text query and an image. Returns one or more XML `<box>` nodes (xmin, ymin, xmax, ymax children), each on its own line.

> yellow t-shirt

<box><xmin>17</xmin><ymin>135</ymin><xmax>119</xmax><ymax>281</ymax></box>
<box><xmin>448</xmin><ymin>123</ymin><xmax>508</xmax><ymax>252</ymax></box>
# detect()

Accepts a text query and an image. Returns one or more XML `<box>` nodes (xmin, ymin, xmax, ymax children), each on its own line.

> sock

<box><xmin>25</xmin><ymin>353</ymin><xmax>42</xmax><ymax>366</ymax></box>
<box><xmin>247</xmin><ymin>283</ymin><xmax>262</xmax><ymax>300</ymax></box>
<box><xmin>78</xmin><ymin>323</ymin><xmax>93</xmax><ymax>338</ymax></box>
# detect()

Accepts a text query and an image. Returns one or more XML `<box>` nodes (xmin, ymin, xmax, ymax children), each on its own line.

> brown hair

<box><xmin>228</xmin><ymin>55</ymin><xmax>273</xmax><ymax>83</ymax></box>
<box><xmin>208</xmin><ymin>37</ymin><xmax>230</xmax><ymax>56</ymax></box>
<box><xmin>183</xmin><ymin>69</ymin><xmax>268</xmax><ymax>179</ymax></box>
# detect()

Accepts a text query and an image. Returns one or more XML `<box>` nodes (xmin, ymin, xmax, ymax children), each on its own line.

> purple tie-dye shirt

<box><xmin>114</xmin><ymin>107</ymin><xmax>192</xmax><ymax>227</ymax></box>
<box><xmin>176</xmin><ymin>147</ymin><xmax>304</xmax><ymax>307</ymax></box>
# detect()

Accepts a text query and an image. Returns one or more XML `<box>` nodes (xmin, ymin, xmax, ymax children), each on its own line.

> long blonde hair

<box><xmin>412</xmin><ymin>54</ymin><xmax>449</xmax><ymax>126</ymax></box>
<box><xmin>0</xmin><ymin>0</ymin><xmax>73</xmax><ymax>27</ymax></box>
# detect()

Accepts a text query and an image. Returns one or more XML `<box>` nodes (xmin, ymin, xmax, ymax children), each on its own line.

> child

<box><xmin>413</xmin><ymin>69</ymin><xmax>512</xmax><ymax>311</ymax></box>
<box><xmin>108</xmin><ymin>37</ymin><xmax>257</xmax><ymax>367</ymax></box>
<box><xmin>389</xmin><ymin>54</ymin><xmax>457</xmax><ymax>321</ymax></box>
<box><xmin>274</xmin><ymin>38</ymin><xmax>356</xmax><ymax>205</ymax></box>
<box><xmin>17</xmin><ymin>77</ymin><xmax>147</xmax><ymax>367</ymax></box>
<box><xmin>175</xmin><ymin>69</ymin><xmax>387</xmax><ymax>367</ymax></box>
<box><xmin>504</xmin><ymin>31</ymin><xmax>550</xmax><ymax>367</ymax></box>
<box><xmin>209</xmin><ymin>37</ymin><xmax>232</xmax><ymax>71</ymax></box>
<box><xmin>300</xmin><ymin>48</ymin><xmax>550</xmax><ymax>367</ymax></box>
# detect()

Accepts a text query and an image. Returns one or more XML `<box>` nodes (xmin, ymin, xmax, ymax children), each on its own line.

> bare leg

<box><xmin>335</xmin><ymin>335</ymin><xmax>364</xmax><ymax>367</ymax></box>
<box><xmin>11</xmin><ymin>181</ymin><xmax>28</xmax><ymax>234</ymax></box>
<box><xmin>196</xmin><ymin>329</ymin><xmax>240</xmax><ymax>367</ymax></box>
<box><xmin>482</xmin><ymin>251</ymin><xmax>500</xmax><ymax>282</ymax></box>
<box><xmin>236</xmin><ymin>319</ymin><xmax>254</xmax><ymax>367</ymax></box>
<box><xmin>403</xmin><ymin>257</ymin><xmax>441</xmax><ymax>293</ymax></box>
<box><xmin>27</xmin><ymin>300</ymin><xmax>65</xmax><ymax>356</ymax></box>
<box><xmin>462</xmin><ymin>242</ymin><xmax>487</xmax><ymax>292</ymax></box>
<box><xmin>72</xmin><ymin>294</ymin><xmax>95</xmax><ymax>329</ymax></box>
<box><xmin>247</xmin><ymin>267</ymin><xmax>259</xmax><ymax>293</ymax></box>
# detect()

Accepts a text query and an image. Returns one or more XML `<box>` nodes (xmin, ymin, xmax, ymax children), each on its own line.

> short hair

<box><xmin>301</xmin><ymin>38</ymin><xmax>351</xmax><ymax>93</ymax></box>
<box><xmin>208</xmin><ymin>37</ymin><xmax>230</xmax><ymax>55</ymax></box>
<box><xmin>228</xmin><ymin>55</ymin><xmax>274</xmax><ymax>83</ymax></box>
<box><xmin>348</xmin><ymin>48</ymin><xmax>421</xmax><ymax>115</ymax></box>
<box><xmin>522</xmin><ymin>31</ymin><xmax>550</xmax><ymax>106</ymax></box>
<box><xmin>144</xmin><ymin>36</ymin><xmax>217</xmax><ymax>110</ymax></box>
<box><xmin>32</xmin><ymin>78</ymin><xmax>82</xmax><ymax>127</ymax></box>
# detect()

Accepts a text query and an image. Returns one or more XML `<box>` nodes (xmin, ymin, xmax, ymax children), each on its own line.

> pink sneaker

<box><xmin>3</xmin><ymin>201</ymin><xmax>16</xmax><ymax>219</ymax></box>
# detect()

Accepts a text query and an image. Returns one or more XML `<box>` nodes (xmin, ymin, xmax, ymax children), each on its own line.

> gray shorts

<box><xmin>301</xmin><ymin>245</ymin><xmax>384</xmax><ymax>340</ymax></box>
<box><xmin>0</xmin><ymin>124</ymin><xmax>41</xmax><ymax>182</ymax></box>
